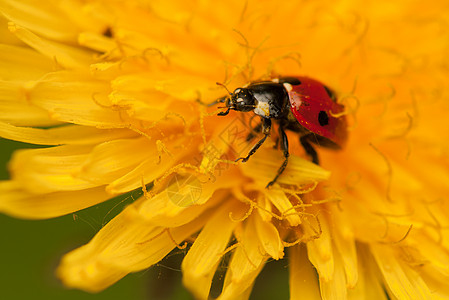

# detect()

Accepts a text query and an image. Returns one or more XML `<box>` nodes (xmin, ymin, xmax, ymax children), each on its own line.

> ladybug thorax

<box><xmin>247</xmin><ymin>82</ymin><xmax>290</xmax><ymax>119</ymax></box>
<box><xmin>253</xmin><ymin>99</ymin><xmax>271</xmax><ymax>117</ymax></box>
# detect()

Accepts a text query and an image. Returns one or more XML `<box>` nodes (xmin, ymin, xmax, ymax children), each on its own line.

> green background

<box><xmin>0</xmin><ymin>138</ymin><xmax>289</xmax><ymax>299</ymax></box>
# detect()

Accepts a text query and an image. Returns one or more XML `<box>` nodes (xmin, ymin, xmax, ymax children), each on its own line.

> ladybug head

<box><xmin>218</xmin><ymin>88</ymin><xmax>255</xmax><ymax>116</ymax></box>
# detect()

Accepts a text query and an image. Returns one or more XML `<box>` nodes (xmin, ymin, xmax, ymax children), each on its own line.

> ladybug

<box><xmin>216</xmin><ymin>76</ymin><xmax>348</xmax><ymax>188</ymax></box>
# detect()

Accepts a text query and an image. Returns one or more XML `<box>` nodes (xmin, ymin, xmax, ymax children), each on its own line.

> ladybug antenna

<box><xmin>216</xmin><ymin>82</ymin><xmax>233</xmax><ymax>100</ymax></box>
<box><xmin>215</xmin><ymin>82</ymin><xmax>234</xmax><ymax>115</ymax></box>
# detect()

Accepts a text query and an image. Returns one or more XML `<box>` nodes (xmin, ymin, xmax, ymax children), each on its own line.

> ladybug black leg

<box><xmin>244</xmin><ymin>117</ymin><xmax>279</xmax><ymax>147</ymax></box>
<box><xmin>266</xmin><ymin>125</ymin><xmax>289</xmax><ymax>188</ymax></box>
<box><xmin>300</xmin><ymin>134</ymin><xmax>319</xmax><ymax>164</ymax></box>
<box><xmin>246</xmin><ymin>121</ymin><xmax>262</xmax><ymax>142</ymax></box>
<box><xmin>236</xmin><ymin>118</ymin><xmax>271</xmax><ymax>163</ymax></box>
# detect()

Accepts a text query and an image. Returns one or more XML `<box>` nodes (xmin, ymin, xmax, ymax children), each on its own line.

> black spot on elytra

<box><xmin>318</xmin><ymin>110</ymin><xmax>329</xmax><ymax>126</ymax></box>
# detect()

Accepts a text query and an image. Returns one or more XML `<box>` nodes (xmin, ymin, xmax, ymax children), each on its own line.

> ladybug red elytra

<box><xmin>216</xmin><ymin>76</ymin><xmax>348</xmax><ymax>188</ymax></box>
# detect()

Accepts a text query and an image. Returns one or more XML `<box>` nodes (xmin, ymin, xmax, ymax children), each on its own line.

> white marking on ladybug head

<box><xmin>283</xmin><ymin>83</ymin><xmax>293</xmax><ymax>92</ymax></box>
<box><xmin>254</xmin><ymin>100</ymin><xmax>270</xmax><ymax>117</ymax></box>
<box><xmin>236</xmin><ymin>98</ymin><xmax>244</xmax><ymax>103</ymax></box>
<box><xmin>234</xmin><ymin>88</ymin><xmax>242</xmax><ymax>93</ymax></box>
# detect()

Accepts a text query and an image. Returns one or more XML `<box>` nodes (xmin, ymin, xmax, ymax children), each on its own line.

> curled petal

<box><xmin>57</xmin><ymin>203</ymin><xmax>207</xmax><ymax>292</ymax></box>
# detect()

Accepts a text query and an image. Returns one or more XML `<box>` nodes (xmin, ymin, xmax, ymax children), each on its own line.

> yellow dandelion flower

<box><xmin>1</xmin><ymin>0</ymin><xmax>449</xmax><ymax>299</ymax></box>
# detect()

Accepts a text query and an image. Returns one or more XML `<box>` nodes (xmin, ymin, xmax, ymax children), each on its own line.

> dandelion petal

<box><xmin>182</xmin><ymin>200</ymin><xmax>246</xmax><ymax>299</ymax></box>
<box><xmin>58</xmin><ymin>204</ymin><xmax>207</xmax><ymax>292</ymax></box>
<box><xmin>0</xmin><ymin>181</ymin><xmax>113</xmax><ymax>219</ymax></box>
<box><xmin>219</xmin><ymin>216</ymin><xmax>267</xmax><ymax>300</ymax></box>
<box><xmin>371</xmin><ymin>244</ymin><xmax>432</xmax><ymax>299</ymax></box>
<box><xmin>289</xmin><ymin>245</ymin><xmax>321</xmax><ymax>300</ymax></box>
